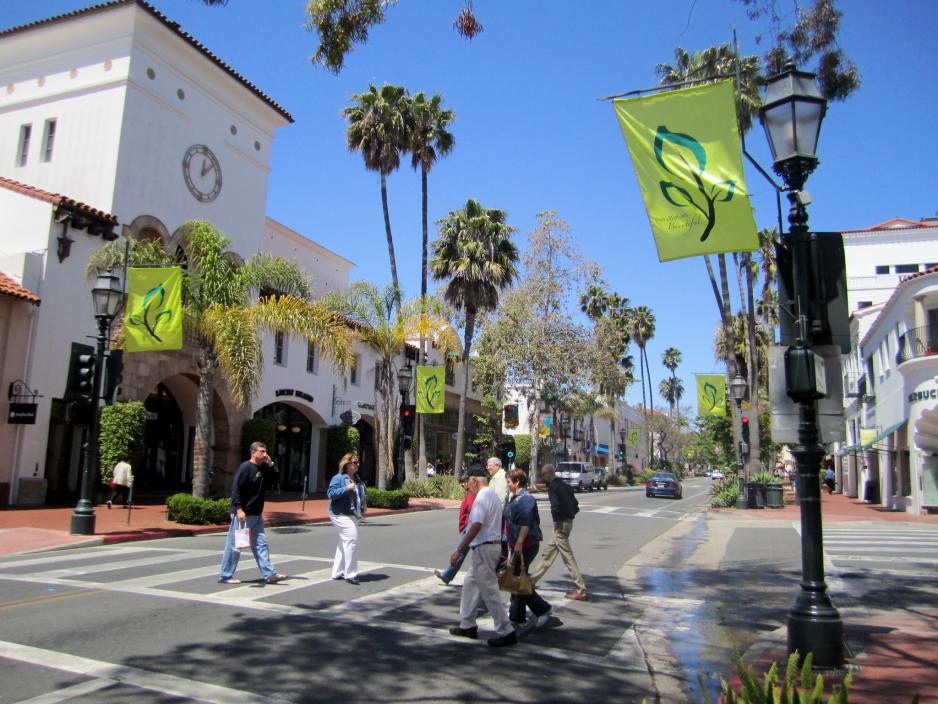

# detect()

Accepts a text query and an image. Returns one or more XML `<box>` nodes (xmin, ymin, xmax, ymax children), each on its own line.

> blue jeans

<box><xmin>438</xmin><ymin>529</ymin><xmax>469</xmax><ymax>581</ymax></box>
<box><xmin>219</xmin><ymin>513</ymin><xmax>276</xmax><ymax>581</ymax></box>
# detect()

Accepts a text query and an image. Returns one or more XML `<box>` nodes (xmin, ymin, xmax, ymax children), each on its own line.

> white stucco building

<box><xmin>837</xmin><ymin>217</ymin><xmax>938</xmax><ymax>514</ymax></box>
<box><xmin>0</xmin><ymin>1</ymin><xmax>483</xmax><ymax>505</ymax></box>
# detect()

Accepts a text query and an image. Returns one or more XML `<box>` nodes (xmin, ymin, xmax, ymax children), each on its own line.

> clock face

<box><xmin>182</xmin><ymin>144</ymin><xmax>222</xmax><ymax>202</ymax></box>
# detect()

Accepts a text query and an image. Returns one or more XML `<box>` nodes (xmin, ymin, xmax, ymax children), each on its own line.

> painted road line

<box><xmin>0</xmin><ymin>640</ymin><xmax>290</xmax><ymax>704</ymax></box>
<box><xmin>16</xmin><ymin>678</ymin><xmax>113</xmax><ymax>703</ymax></box>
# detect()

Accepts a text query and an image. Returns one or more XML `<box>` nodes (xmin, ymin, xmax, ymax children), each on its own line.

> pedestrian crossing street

<box><xmin>0</xmin><ymin>544</ymin><xmax>645</xmax><ymax>668</ymax></box>
<box><xmin>824</xmin><ymin>526</ymin><xmax>938</xmax><ymax>578</ymax></box>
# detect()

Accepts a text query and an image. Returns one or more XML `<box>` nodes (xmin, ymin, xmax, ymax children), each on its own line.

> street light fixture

<box><xmin>397</xmin><ymin>359</ymin><xmax>413</xmax><ymax>400</ymax></box>
<box><xmin>730</xmin><ymin>373</ymin><xmax>748</xmax><ymax>507</ymax></box>
<box><xmin>760</xmin><ymin>62</ymin><xmax>843</xmax><ymax>669</ymax></box>
<box><xmin>70</xmin><ymin>269</ymin><xmax>124</xmax><ymax>535</ymax></box>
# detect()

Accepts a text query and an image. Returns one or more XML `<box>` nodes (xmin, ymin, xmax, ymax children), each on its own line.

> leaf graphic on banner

<box><xmin>128</xmin><ymin>282</ymin><xmax>173</xmax><ymax>343</ymax></box>
<box><xmin>703</xmin><ymin>382</ymin><xmax>718</xmax><ymax>410</ymax></box>
<box><xmin>422</xmin><ymin>374</ymin><xmax>441</xmax><ymax>411</ymax></box>
<box><xmin>654</xmin><ymin>126</ymin><xmax>706</xmax><ymax>176</ymax></box>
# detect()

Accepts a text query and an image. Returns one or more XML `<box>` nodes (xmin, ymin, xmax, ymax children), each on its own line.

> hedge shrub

<box><xmin>608</xmin><ymin>474</ymin><xmax>630</xmax><ymax>487</ymax></box>
<box><xmin>365</xmin><ymin>487</ymin><xmax>409</xmax><ymax>510</ymax></box>
<box><xmin>513</xmin><ymin>434</ymin><xmax>532</xmax><ymax>469</ymax></box>
<box><xmin>167</xmin><ymin>493</ymin><xmax>231</xmax><ymax>525</ymax></box>
<box><xmin>98</xmin><ymin>401</ymin><xmax>147</xmax><ymax>483</ymax></box>
<box><xmin>402</xmin><ymin>476</ymin><xmax>464</xmax><ymax>499</ymax></box>
<box><xmin>709</xmin><ymin>479</ymin><xmax>740</xmax><ymax>508</ymax></box>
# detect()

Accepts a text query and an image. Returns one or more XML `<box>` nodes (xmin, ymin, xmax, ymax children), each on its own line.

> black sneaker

<box><xmin>487</xmin><ymin>631</ymin><xmax>518</xmax><ymax>648</ymax></box>
<box><xmin>434</xmin><ymin>569</ymin><xmax>451</xmax><ymax>585</ymax></box>
<box><xmin>448</xmin><ymin>625</ymin><xmax>478</xmax><ymax>639</ymax></box>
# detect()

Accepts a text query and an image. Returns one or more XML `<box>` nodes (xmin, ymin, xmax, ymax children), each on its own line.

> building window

<box><xmin>41</xmin><ymin>119</ymin><xmax>56</xmax><ymax>162</ymax></box>
<box><xmin>874</xmin><ymin>265</ymin><xmax>890</xmax><ymax>275</ymax></box>
<box><xmin>306</xmin><ymin>343</ymin><xmax>317</xmax><ymax>373</ymax></box>
<box><xmin>17</xmin><ymin>124</ymin><xmax>31</xmax><ymax>166</ymax></box>
<box><xmin>274</xmin><ymin>331</ymin><xmax>286</xmax><ymax>366</ymax></box>
<box><xmin>857</xmin><ymin>301</ymin><xmax>873</xmax><ymax>309</ymax></box>
<box><xmin>349</xmin><ymin>354</ymin><xmax>360</xmax><ymax>385</ymax></box>
<box><xmin>895</xmin><ymin>264</ymin><xmax>919</xmax><ymax>274</ymax></box>
<box><xmin>925</xmin><ymin>263</ymin><xmax>938</xmax><ymax>271</ymax></box>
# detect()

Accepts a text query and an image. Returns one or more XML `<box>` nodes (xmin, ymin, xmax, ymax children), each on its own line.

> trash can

<box><xmin>765</xmin><ymin>482</ymin><xmax>784</xmax><ymax>508</ymax></box>
<box><xmin>863</xmin><ymin>480</ymin><xmax>880</xmax><ymax>504</ymax></box>
<box><xmin>747</xmin><ymin>482</ymin><xmax>765</xmax><ymax>509</ymax></box>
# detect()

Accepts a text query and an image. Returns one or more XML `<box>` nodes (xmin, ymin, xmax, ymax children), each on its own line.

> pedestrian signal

<box><xmin>400</xmin><ymin>404</ymin><xmax>415</xmax><ymax>437</ymax></box>
<box><xmin>507</xmin><ymin>451</ymin><xmax>515</xmax><ymax>459</ymax></box>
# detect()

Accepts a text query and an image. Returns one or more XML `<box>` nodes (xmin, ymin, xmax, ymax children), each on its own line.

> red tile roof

<box><xmin>0</xmin><ymin>176</ymin><xmax>117</xmax><ymax>225</ymax></box>
<box><xmin>0</xmin><ymin>0</ymin><xmax>293</xmax><ymax>123</ymax></box>
<box><xmin>0</xmin><ymin>272</ymin><xmax>40</xmax><ymax>305</ymax></box>
<box><xmin>842</xmin><ymin>217</ymin><xmax>938</xmax><ymax>233</ymax></box>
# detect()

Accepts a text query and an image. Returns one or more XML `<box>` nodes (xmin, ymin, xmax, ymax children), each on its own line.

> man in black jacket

<box><xmin>528</xmin><ymin>464</ymin><xmax>588</xmax><ymax>600</ymax></box>
<box><xmin>217</xmin><ymin>442</ymin><xmax>286</xmax><ymax>585</ymax></box>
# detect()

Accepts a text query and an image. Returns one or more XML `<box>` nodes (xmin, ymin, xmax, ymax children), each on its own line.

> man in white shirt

<box><xmin>487</xmin><ymin>456</ymin><xmax>508</xmax><ymax>509</ymax></box>
<box><xmin>448</xmin><ymin>465</ymin><xmax>516</xmax><ymax>647</ymax></box>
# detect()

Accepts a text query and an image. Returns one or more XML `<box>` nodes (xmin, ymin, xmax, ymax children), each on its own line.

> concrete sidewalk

<box><xmin>0</xmin><ymin>493</ymin><xmax>459</xmax><ymax>556</ymax></box>
<box><xmin>722</xmin><ymin>488</ymin><xmax>938</xmax><ymax>703</ymax></box>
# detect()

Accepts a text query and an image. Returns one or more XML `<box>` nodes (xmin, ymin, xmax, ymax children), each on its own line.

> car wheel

<box><xmin>646</xmin><ymin>491</ymin><xmax>652</xmax><ymax>497</ymax></box>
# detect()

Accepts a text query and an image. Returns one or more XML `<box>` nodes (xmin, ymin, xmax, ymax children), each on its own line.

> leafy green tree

<box><xmin>342</xmin><ymin>83</ymin><xmax>410</xmax><ymax>306</ymax></box>
<box><xmin>305</xmin><ymin>0</ymin><xmax>395</xmax><ymax>74</ymax></box>
<box><xmin>431</xmin><ymin>198</ymin><xmax>519</xmax><ymax>474</ymax></box>
<box><xmin>322</xmin><ymin>282</ymin><xmax>459</xmax><ymax>487</ymax></box>
<box><xmin>88</xmin><ymin>222</ymin><xmax>353</xmax><ymax>498</ymax></box>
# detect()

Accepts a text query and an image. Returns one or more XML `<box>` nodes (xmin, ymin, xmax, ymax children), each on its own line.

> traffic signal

<box><xmin>74</xmin><ymin>352</ymin><xmax>96</xmax><ymax>401</ymax></box>
<box><xmin>740</xmin><ymin>416</ymin><xmax>751</xmax><ymax>456</ymax></box>
<box><xmin>400</xmin><ymin>403</ymin><xmax>415</xmax><ymax>437</ymax></box>
<box><xmin>103</xmin><ymin>350</ymin><xmax>123</xmax><ymax>403</ymax></box>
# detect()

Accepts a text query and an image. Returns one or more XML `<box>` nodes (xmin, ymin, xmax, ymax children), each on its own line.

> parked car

<box><xmin>594</xmin><ymin>467</ymin><xmax>609</xmax><ymax>490</ymax></box>
<box><xmin>556</xmin><ymin>461</ymin><xmax>596</xmax><ymax>492</ymax></box>
<box><xmin>711</xmin><ymin>469</ymin><xmax>726</xmax><ymax>480</ymax></box>
<box><xmin>646</xmin><ymin>471</ymin><xmax>683</xmax><ymax>499</ymax></box>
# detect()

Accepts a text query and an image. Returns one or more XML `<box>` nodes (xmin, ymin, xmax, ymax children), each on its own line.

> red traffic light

<box><xmin>402</xmin><ymin>408</ymin><xmax>412</xmax><ymax>417</ymax></box>
<box><xmin>741</xmin><ymin>416</ymin><xmax>749</xmax><ymax>425</ymax></box>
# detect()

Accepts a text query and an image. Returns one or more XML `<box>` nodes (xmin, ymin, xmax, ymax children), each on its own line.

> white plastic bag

<box><xmin>234</xmin><ymin>524</ymin><xmax>251</xmax><ymax>550</ymax></box>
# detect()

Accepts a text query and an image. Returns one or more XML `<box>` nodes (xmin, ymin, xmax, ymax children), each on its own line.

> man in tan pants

<box><xmin>529</xmin><ymin>464</ymin><xmax>588</xmax><ymax>600</ymax></box>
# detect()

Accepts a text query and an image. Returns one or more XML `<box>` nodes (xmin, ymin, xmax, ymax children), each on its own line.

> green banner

<box><xmin>416</xmin><ymin>365</ymin><xmax>444</xmax><ymax>414</ymax></box>
<box><xmin>627</xmin><ymin>427</ymin><xmax>641</xmax><ymax>448</ymax></box>
<box><xmin>125</xmin><ymin>267</ymin><xmax>183</xmax><ymax>352</ymax></box>
<box><xmin>696</xmin><ymin>374</ymin><xmax>727</xmax><ymax>417</ymax></box>
<box><xmin>613</xmin><ymin>80</ymin><xmax>758</xmax><ymax>262</ymax></box>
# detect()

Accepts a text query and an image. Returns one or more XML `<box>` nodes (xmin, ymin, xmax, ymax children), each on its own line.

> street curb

<box><xmin>40</xmin><ymin>502</ymin><xmax>446</xmax><ymax>551</ymax></box>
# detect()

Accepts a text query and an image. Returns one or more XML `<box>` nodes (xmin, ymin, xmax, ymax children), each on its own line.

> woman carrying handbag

<box><xmin>503</xmin><ymin>469</ymin><xmax>552</xmax><ymax>628</ymax></box>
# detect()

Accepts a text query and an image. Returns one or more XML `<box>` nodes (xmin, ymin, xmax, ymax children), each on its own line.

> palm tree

<box><xmin>322</xmin><ymin>282</ymin><xmax>460</xmax><ymax>488</ymax></box>
<box><xmin>431</xmin><ymin>198</ymin><xmax>519</xmax><ymax>474</ymax></box>
<box><xmin>658</xmin><ymin>377</ymin><xmax>685</xmax><ymax>417</ymax></box>
<box><xmin>579</xmin><ymin>284</ymin><xmax>609</xmax><ymax>322</ymax></box>
<box><xmin>406</xmin><ymin>91</ymin><xmax>455</xmax><ymax>473</ymax></box>
<box><xmin>88</xmin><ymin>222</ymin><xmax>353</xmax><ymax>498</ymax></box>
<box><xmin>629</xmin><ymin>305</ymin><xmax>656</xmax><ymax>414</ymax></box>
<box><xmin>661</xmin><ymin>347</ymin><xmax>683</xmax><ymax>417</ymax></box>
<box><xmin>342</xmin><ymin>83</ymin><xmax>410</xmax><ymax>306</ymax></box>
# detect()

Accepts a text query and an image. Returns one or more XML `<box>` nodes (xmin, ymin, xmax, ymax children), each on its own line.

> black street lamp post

<box><xmin>760</xmin><ymin>62</ymin><xmax>843</xmax><ymax>668</ymax></box>
<box><xmin>729</xmin><ymin>373</ymin><xmax>748</xmax><ymax>508</ymax></box>
<box><xmin>70</xmin><ymin>270</ymin><xmax>124</xmax><ymax>536</ymax></box>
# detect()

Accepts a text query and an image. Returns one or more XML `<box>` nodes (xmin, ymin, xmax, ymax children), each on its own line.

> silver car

<box><xmin>556</xmin><ymin>461</ymin><xmax>596</xmax><ymax>492</ymax></box>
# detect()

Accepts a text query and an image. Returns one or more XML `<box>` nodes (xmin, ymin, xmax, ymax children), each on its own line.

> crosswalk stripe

<box><xmin>0</xmin><ymin>546</ymin><xmax>161</xmax><ymax>570</ymax></box>
<box><xmin>0</xmin><ymin>640</ymin><xmax>284</xmax><ymax>703</ymax></box>
<box><xmin>16</xmin><ymin>678</ymin><xmax>113</xmax><ymax>703</ymax></box>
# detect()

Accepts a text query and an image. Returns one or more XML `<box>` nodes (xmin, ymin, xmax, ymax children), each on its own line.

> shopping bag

<box><xmin>234</xmin><ymin>524</ymin><xmax>251</xmax><ymax>550</ymax></box>
<box><xmin>498</xmin><ymin>553</ymin><xmax>533</xmax><ymax>595</ymax></box>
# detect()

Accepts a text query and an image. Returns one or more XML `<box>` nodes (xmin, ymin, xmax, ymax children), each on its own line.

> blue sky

<box><xmin>5</xmin><ymin>1</ymin><xmax>937</xmax><ymax>409</ymax></box>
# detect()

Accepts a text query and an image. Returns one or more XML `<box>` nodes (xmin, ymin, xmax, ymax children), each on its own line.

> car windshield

<box><xmin>557</xmin><ymin>463</ymin><xmax>583</xmax><ymax>473</ymax></box>
<box><xmin>652</xmin><ymin>473</ymin><xmax>677</xmax><ymax>481</ymax></box>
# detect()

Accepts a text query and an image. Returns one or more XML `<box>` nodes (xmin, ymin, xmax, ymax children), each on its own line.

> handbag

<box><xmin>498</xmin><ymin>553</ymin><xmax>533</xmax><ymax>595</ymax></box>
<box><xmin>234</xmin><ymin>523</ymin><xmax>251</xmax><ymax>550</ymax></box>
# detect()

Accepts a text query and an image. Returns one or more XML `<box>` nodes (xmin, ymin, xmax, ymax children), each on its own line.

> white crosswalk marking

<box><xmin>823</xmin><ymin>526</ymin><xmax>938</xmax><ymax>580</ymax></box>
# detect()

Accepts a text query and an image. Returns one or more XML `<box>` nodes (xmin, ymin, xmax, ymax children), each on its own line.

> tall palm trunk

<box><xmin>374</xmin><ymin>368</ymin><xmax>395</xmax><ymax>490</ymax></box>
<box><xmin>418</xmin><ymin>164</ymin><xmax>429</xmax><ymax>476</ymax></box>
<box><xmin>453</xmin><ymin>312</ymin><xmax>475</xmax><ymax>475</ymax></box>
<box><xmin>743</xmin><ymin>253</ymin><xmax>762</xmax><ymax>471</ymax></box>
<box><xmin>193</xmin><ymin>346</ymin><xmax>217</xmax><ymax>499</ymax></box>
<box><xmin>380</xmin><ymin>172</ymin><xmax>401</xmax><ymax>309</ymax></box>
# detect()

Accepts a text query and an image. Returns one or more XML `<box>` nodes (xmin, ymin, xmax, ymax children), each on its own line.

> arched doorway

<box><xmin>254</xmin><ymin>403</ymin><xmax>312</xmax><ymax>492</ymax></box>
<box><xmin>354</xmin><ymin>418</ymin><xmax>376</xmax><ymax>487</ymax></box>
<box><xmin>143</xmin><ymin>382</ymin><xmax>186</xmax><ymax>490</ymax></box>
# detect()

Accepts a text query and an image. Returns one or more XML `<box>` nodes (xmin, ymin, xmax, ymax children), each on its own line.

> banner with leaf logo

<box><xmin>613</xmin><ymin>80</ymin><xmax>758</xmax><ymax>261</ymax></box>
<box><xmin>696</xmin><ymin>374</ymin><xmax>727</xmax><ymax>417</ymax></box>
<box><xmin>125</xmin><ymin>267</ymin><xmax>183</xmax><ymax>352</ymax></box>
<box><xmin>627</xmin><ymin>427</ymin><xmax>641</xmax><ymax>448</ymax></box>
<box><xmin>416</xmin><ymin>365</ymin><xmax>444</xmax><ymax>414</ymax></box>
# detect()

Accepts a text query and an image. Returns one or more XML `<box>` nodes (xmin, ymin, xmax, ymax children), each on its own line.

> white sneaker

<box><xmin>535</xmin><ymin>607</ymin><xmax>552</xmax><ymax>628</ymax></box>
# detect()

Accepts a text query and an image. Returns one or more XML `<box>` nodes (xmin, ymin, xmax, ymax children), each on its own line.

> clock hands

<box><xmin>200</xmin><ymin>158</ymin><xmax>213</xmax><ymax>177</ymax></box>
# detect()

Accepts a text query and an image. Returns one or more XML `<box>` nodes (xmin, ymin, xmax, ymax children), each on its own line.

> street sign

<box><xmin>8</xmin><ymin>402</ymin><xmax>37</xmax><ymax>424</ymax></box>
<box><xmin>339</xmin><ymin>409</ymin><xmax>361</xmax><ymax>426</ymax></box>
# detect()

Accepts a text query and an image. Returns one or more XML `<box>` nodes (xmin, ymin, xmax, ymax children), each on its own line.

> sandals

<box><xmin>218</xmin><ymin>578</ymin><xmax>242</xmax><ymax>584</ymax></box>
<box><xmin>265</xmin><ymin>573</ymin><xmax>287</xmax><ymax>584</ymax></box>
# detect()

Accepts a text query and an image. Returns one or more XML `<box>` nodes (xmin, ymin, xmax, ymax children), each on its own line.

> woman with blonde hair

<box><xmin>327</xmin><ymin>452</ymin><xmax>366</xmax><ymax>584</ymax></box>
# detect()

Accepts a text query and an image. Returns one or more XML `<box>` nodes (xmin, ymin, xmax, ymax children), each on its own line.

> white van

<box><xmin>555</xmin><ymin>461</ymin><xmax>596</xmax><ymax>492</ymax></box>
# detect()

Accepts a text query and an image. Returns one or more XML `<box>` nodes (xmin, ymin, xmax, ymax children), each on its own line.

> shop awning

<box><xmin>596</xmin><ymin>443</ymin><xmax>609</xmax><ymax>455</ymax></box>
<box><xmin>859</xmin><ymin>420</ymin><xmax>907</xmax><ymax>451</ymax></box>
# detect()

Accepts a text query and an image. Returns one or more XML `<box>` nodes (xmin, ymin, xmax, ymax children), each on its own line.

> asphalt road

<box><xmin>0</xmin><ymin>481</ymin><xmax>716</xmax><ymax>703</ymax></box>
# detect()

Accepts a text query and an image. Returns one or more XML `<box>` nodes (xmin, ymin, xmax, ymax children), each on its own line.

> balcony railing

<box><xmin>896</xmin><ymin>326</ymin><xmax>938</xmax><ymax>364</ymax></box>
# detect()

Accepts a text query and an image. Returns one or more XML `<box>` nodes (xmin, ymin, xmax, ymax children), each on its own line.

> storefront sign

<box><xmin>909</xmin><ymin>386</ymin><xmax>938</xmax><ymax>404</ymax></box>
<box><xmin>275</xmin><ymin>388</ymin><xmax>314</xmax><ymax>403</ymax></box>
<box><xmin>357</xmin><ymin>402</ymin><xmax>375</xmax><ymax>410</ymax></box>
<box><xmin>8</xmin><ymin>402</ymin><xmax>37</xmax><ymax>424</ymax></box>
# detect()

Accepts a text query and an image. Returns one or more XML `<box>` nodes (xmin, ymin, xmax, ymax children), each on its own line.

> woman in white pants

<box><xmin>327</xmin><ymin>452</ymin><xmax>366</xmax><ymax>585</ymax></box>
